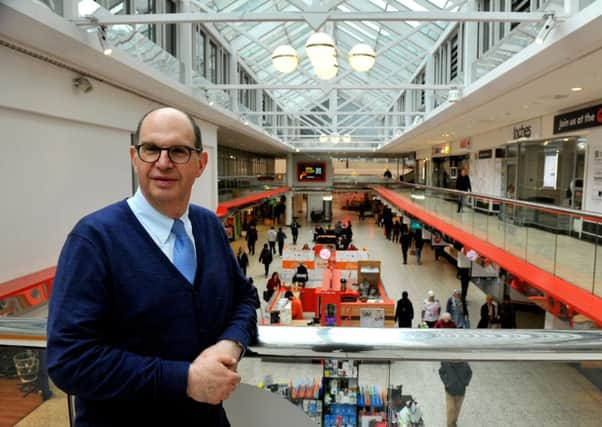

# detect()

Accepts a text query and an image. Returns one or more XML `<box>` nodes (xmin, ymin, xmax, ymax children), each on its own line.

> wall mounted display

<box><xmin>297</xmin><ymin>162</ymin><xmax>326</xmax><ymax>182</ymax></box>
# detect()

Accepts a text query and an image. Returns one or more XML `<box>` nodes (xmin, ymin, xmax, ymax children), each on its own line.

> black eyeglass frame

<box><xmin>135</xmin><ymin>143</ymin><xmax>202</xmax><ymax>165</ymax></box>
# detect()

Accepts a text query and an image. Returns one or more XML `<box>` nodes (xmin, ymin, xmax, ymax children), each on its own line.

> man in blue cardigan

<box><xmin>47</xmin><ymin>107</ymin><xmax>257</xmax><ymax>426</ymax></box>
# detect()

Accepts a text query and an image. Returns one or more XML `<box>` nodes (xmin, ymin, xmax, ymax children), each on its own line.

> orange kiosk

<box><xmin>315</xmin><ymin>260</ymin><xmax>394</xmax><ymax>327</ymax></box>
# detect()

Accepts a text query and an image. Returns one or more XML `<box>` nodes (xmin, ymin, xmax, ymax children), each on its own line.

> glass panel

<box><xmin>234</xmin><ymin>356</ymin><xmax>602</xmax><ymax>427</ymax></box>
<box><xmin>0</xmin><ymin>346</ymin><xmax>68</xmax><ymax>426</ymax></box>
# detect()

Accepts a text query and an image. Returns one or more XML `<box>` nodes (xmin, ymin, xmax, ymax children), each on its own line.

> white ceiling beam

<box><xmin>244</xmin><ymin>111</ymin><xmax>425</xmax><ymax>115</ymax></box>
<box><xmin>76</xmin><ymin>11</ymin><xmax>552</xmax><ymax>26</ymax></box>
<box><xmin>199</xmin><ymin>83</ymin><xmax>457</xmax><ymax>90</ymax></box>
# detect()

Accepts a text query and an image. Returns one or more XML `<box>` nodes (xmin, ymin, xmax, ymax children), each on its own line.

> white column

<box><xmin>404</xmin><ymin>92</ymin><xmax>412</xmax><ymax>128</ymax></box>
<box><xmin>463</xmin><ymin>1</ymin><xmax>478</xmax><ymax>86</ymax></box>
<box><xmin>62</xmin><ymin>0</ymin><xmax>79</xmax><ymax>19</ymax></box>
<box><xmin>564</xmin><ymin>0</ymin><xmax>579</xmax><ymax>17</ymax></box>
<box><xmin>179</xmin><ymin>0</ymin><xmax>193</xmax><ymax>86</ymax></box>
<box><xmin>285</xmin><ymin>193</ymin><xmax>293</xmax><ymax>225</ymax></box>
<box><xmin>425</xmin><ymin>54</ymin><xmax>435</xmax><ymax>113</ymax></box>
<box><xmin>230</xmin><ymin>52</ymin><xmax>239</xmax><ymax>112</ymax></box>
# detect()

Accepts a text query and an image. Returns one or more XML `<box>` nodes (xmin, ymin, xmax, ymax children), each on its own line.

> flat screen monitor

<box><xmin>297</xmin><ymin>162</ymin><xmax>326</xmax><ymax>182</ymax></box>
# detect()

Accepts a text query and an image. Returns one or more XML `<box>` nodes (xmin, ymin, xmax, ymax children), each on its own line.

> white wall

<box><xmin>0</xmin><ymin>47</ymin><xmax>219</xmax><ymax>282</ymax></box>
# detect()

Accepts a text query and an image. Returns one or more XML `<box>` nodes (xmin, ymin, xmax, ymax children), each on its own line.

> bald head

<box><xmin>136</xmin><ymin>107</ymin><xmax>202</xmax><ymax>150</ymax></box>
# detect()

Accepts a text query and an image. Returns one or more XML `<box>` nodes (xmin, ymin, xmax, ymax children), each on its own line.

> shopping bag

<box><xmin>409</xmin><ymin>249</ymin><xmax>416</xmax><ymax>256</ymax></box>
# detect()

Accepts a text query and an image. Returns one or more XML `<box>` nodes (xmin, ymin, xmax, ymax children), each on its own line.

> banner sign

<box><xmin>553</xmin><ymin>104</ymin><xmax>602</xmax><ymax>134</ymax></box>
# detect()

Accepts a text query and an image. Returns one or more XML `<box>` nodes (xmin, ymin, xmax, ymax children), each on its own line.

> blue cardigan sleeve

<box><xmin>47</xmin><ymin>233</ymin><xmax>189</xmax><ymax>400</ymax></box>
<box><xmin>213</xmin><ymin>216</ymin><xmax>258</xmax><ymax>349</ymax></box>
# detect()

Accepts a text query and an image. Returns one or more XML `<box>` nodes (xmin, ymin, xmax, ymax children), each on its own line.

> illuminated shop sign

<box><xmin>554</xmin><ymin>103</ymin><xmax>602</xmax><ymax>134</ymax></box>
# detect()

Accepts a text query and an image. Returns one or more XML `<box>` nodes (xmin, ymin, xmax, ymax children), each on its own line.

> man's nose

<box><xmin>156</xmin><ymin>149</ymin><xmax>173</xmax><ymax>168</ymax></box>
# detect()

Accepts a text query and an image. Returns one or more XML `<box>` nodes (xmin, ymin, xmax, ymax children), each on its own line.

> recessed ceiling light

<box><xmin>522</xmin><ymin>105</ymin><xmax>529</xmax><ymax>109</ymax></box>
<box><xmin>571</xmin><ymin>87</ymin><xmax>583</xmax><ymax>92</ymax></box>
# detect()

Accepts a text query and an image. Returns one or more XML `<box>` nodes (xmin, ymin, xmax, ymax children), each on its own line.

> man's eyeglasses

<box><xmin>135</xmin><ymin>144</ymin><xmax>201</xmax><ymax>165</ymax></box>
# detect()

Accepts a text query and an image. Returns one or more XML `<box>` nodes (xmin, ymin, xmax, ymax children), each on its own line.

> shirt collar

<box><xmin>128</xmin><ymin>188</ymin><xmax>190</xmax><ymax>244</ymax></box>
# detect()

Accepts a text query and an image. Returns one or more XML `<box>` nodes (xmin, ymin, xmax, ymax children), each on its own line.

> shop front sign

<box><xmin>431</xmin><ymin>143</ymin><xmax>450</xmax><ymax>156</ymax></box>
<box><xmin>507</xmin><ymin>118</ymin><xmax>541</xmax><ymax>141</ymax></box>
<box><xmin>553</xmin><ymin>103</ymin><xmax>602</xmax><ymax>134</ymax></box>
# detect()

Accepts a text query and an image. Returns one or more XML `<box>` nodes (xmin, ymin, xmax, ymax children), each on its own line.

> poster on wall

<box><xmin>591</xmin><ymin>150</ymin><xmax>602</xmax><ymax>201</ymax></box>
<box><xmin>543</xmin><ymin>153</ymin><xmax>559</xmax><ymax>189</ymax></box>
<box><xmin>360</xmin><ymin>308</ymin><xmax>385</xmax><ymax>328</ymax></box>
<box><xmin>297</xmin><ymin>163</ymin><xmax>326</xmax><ymax>182</ymax></box>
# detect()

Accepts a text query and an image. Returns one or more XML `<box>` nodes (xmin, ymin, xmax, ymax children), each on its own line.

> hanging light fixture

<box><xmin>319</xmin><ymin>134</ymin><xmax>329</xmax><ymax>143</ymax></box>
<box><xmin>305</xmin><ymin>32</ymin><xmax>336</xmax><ymax>66</ymax></box>
<box><xmin>348</xmin><ymin>44</ymin><xmax>376</xmax><ymax>72</ymax></box>
<box><xmin>342</xmin><ymin>134</ymin><xmax>351</xmax><ymax>143</ymax></box>
<box><xmin>271</xmin><ymin>45</ymin><xmax>298</xmax><ymax>73</ymax></box>
<box><xmin>314</xmin><ymin>61</ymin><xmax>338</xmax><ymax>80</ymax></box>
<box><xmin>330</xmin><ymin>133</ymin><xmax>340</xmax><ymax>144</ymax></box>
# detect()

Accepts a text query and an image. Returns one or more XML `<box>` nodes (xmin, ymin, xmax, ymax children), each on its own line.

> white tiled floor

<box><xmin>236</xmin><ymin>194</ymin><xmax>602</xmax><ymax>427</ymax></box>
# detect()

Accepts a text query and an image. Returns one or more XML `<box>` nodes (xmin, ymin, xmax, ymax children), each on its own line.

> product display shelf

<box><xmin>323</xmin><ymin>360</ymin><xmax>360</xmax><ymax>427</ymax></box>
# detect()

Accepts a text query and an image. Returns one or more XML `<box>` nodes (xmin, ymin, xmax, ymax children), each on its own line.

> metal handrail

<box><xmin>390</xmin><ymin>182</ymin><xmax>602</xmax><ymax>223</ymax></box>
<box><xmin>2</xmin><ymin>319</ymin><xmax>602</xmax><ymax>361</ymax></box>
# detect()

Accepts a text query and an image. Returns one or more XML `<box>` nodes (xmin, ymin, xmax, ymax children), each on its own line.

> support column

<box><xmin>178</xmin><ymin>0</ymin><xmax>193</xmax><ymax>86</ymax></box>
<box><xmin>463</xmin><ymin>0</ymin><xmax>478</xmax><ymax>86</ymax></box>
<box><xmin>425</xmin><ymin>54</ymin><xmax>435</xmax><ymax>113</ymax></box>
<box><xmin>564</xmin><ymin>0</ymin><xmax>579</xmax><ymax>17</ymax></box>
<box><xmin>230</xmin><ymin>52</ymin><xmax>239</xmax><ymax>112</ymax></box>
<box><xmin>404</xmin><ymin>91</ymin><xmax>412</xmax><ymax>128</ymax></box>
<box><xmin>285</xmin><ymin>193</ymin><xmax>293</xmax><ymax>225</ymax></box>
<box><xmin>62</xmin><ymin>0</ymin><xmax>78</xmax><ymax>19</ymax></box>
<box><xmin>544</xmin><ymin>311</ymin><xmax>571</xmax><ymax>329</ymax></box>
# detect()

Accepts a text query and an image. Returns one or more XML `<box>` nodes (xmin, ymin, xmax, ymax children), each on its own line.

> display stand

<box><xmin>322</xmin><ymin>359</ymin><xmax>359</xmax><ymax>427</ymax></box>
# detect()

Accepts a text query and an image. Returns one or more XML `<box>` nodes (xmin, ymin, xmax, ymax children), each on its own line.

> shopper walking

<box><xmin>446</xmin><ymin>290</ymin><xmax>467</xmax><ymax>328</ymax></box>
<box><xmin>434</xmin><ymin>312</ymin><xmax>457</xmax><ymax>328</ymax></box>
<box><xmin>267</xmin><ymin>226</ymin><xmax>277</xmax><ymax>254</ymax></box>
<box><xmin>413</xmin><ymin>229</ymin><xmax>424</xmax><ymax>265</ymax></box>
<box><xmin>246</xmin><ymin>225</ymin><xmax>258</xmax><ymax>256</ymax></box>
<box><xmin>258</xmin><ymin>243</ymin><xmax>273</xmax><ymax>277</ymax></box>
<box><xmin>290</xmin><ymin>220</ymin><xmax>300</xmax><ymax>245</ymax></box>
<box><xmin>456</xmin><ymin>167</ymin><xmax>472</xmax><ymax>213</ymax></box>
<box><xmin>400</xmin><ymin>224</ymin><xmax>411</xmax><ymax>265</ymax></box>
<box><xmin>498</xmin><ymin>295</ymin><xmax>517</xmax><ymax>329</ymax></box>
<box><xmin>421</xmin><ymin>291</ymin><xmax>441</xmax><ymax>328</ymax></box>
<box><xmin>395</xmin><ymin>291</ymin><xmax>414</xmax><ymax>328</ymax></box>
<box><xmin>276</xmin><ymin>227</ymin><xmax>287</xmax><ymax>256</ymax></box>
<box><xmin>236</xmin><ymin>247</ymin><xmax>249</xmax><ymax>276</ymax></box>
<box><xmin>439</xmin><ymin>361</ymin><xmax>472</xmax><ymax>427</ymax></box>
<box><xmin>477</xmin><ymin>295</ymin><xmax>498</xmax><ymax>328</ymax></box>
<box><xmin>456</xmin><ymin>247</ymin><xmax>471</xmax><ymax>303</ymax></box>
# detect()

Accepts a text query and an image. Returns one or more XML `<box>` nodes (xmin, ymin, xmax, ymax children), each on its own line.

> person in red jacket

<box><xmin>434</xmin><ymin>312</ymin><xmax>457</xmax><ymax>328</ymax></box>
<box><xmin>285</xmin><ymin>290</ymin><xmax>304</xmax><ymax>320</ymax></box>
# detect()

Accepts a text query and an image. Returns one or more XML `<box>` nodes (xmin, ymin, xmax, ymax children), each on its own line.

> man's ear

<box><xmin>196</xmin><ymin>151</ymin><xmax>208</xmax><ymax>178</ymax></box>
<box><xmin>129</xmin><ymin>146</ymin><xmax>139</xmax><ymax>173</ymax></box>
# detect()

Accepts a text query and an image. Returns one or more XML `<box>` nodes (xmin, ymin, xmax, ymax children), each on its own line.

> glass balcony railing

<box><xmin>218</xmin><ymin>175</ymin><xmax>286</xmax><ymax>203</ymax></box>
<box><xmin>2</xmin><ymin>321</ymin><xmax>602</xmax><ymax>426</ymax></box>
<box><xmin>382</xmin><ymin>183</ymin><xmax>602</xmax><ymax>298</ymax></box>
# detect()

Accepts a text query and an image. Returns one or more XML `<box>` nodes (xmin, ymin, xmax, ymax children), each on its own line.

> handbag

<box><xmin>409</xmin><ymin>248</ymin><xmax>416</xmax><ymax>255</ymax></box>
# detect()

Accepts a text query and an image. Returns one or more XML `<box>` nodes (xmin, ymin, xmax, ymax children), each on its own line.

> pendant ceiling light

<box><xmin>348</xmin><ymin>44</ymin><xmax>376</xmax><ymax>72</ymax></box>
<box><xmin>314</xmin><ymin>61</ymin><xmax>338</xmax><ymax>80</ymax></box>
<box><xmin>271</xmin><ymin>45</ymin><xmax>298</xmax><ymax>73</ymax></box>
<box><xmin>305</xmin><ymin>32</ymin><xmax>336</xmax><ymax>66</ymax></box>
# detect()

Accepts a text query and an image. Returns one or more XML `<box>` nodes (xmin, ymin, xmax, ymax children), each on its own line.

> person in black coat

<box><xmin>276</xmin><ymin>227</ymin><xmax>287</xmax><ymax>256</ymax></box>
<box><xmin>498</xmin><ymin>295</ymin><xmax>517</xmax><ymax>329</ymax></box>
<box><xmin>477</xmin><ymin>295</ymin><xmax>497</xmax><ymax>328</ymax></box>
<box><xmin>400</xmin><ymin>224</ymin><xmax>412</xmax><ymax>264</ymax></box>
<box><xmin>258</xmin><ymin>243</ymin><xmax>273</xmax><ymax>277</ymax></box>
<box><xmin>395</xmin><ymin>291</ymin><xmax>414</xmax><ymax>328</ymax></box>
<box><xmin>246</xmin><ymin>225</ymin><xmax>258</xmax><ymax>255</ymax></box>
<box><xmin>290</xmin><ymin>220</ymin><xmax>300</xmax><ymax>245</ymax></box>
<box><xmin>456</xmin><ymin>167</ymin><xmax>472</xmax><ymax>213</ymax></box>
<box><xmin>413</xmin><ymin>229</ymin><xmax>424</xmax><ymax>265</ymax></box>
<box><xmin>236</xmin><ymin>247</ymin><xmax>249</xmax><ymax>276</ymax></box>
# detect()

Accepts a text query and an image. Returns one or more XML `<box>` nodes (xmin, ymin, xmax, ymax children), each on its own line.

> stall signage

<box><xmin>553</xmin><ymin>104</ymin><xmax>602</xmax><ymax>134</ymax></box>
<box><xmin>459</xmin><ymin>138</ymin><xmax>471</xmax><ymax>149</ymax></box>
<box><xmin>432</xmin><ymin>143</ymin><xmax>450</xmax><ymax>156</ymax></box>
<box><xmin>478</xmin><ymin>149</ymin><xmax>493</xmax><ymax>159</ymax></box>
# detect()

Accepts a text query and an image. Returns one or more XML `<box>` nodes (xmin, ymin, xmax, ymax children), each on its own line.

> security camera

<box><xmin>73</xmin><ymin>76</ymin><xmax>93</xmax><ymax>93</ymax></box>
